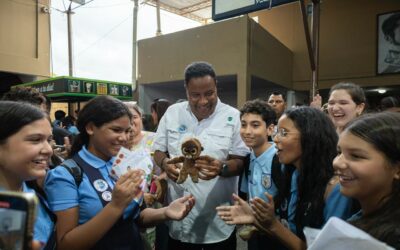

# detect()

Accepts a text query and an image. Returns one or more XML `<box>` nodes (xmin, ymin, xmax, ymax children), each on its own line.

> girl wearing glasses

<box><xmin>217</xmin><ymin>107</ymin><xmax>353</xmax><ymax>249</ymax></box>
<box><xmin>333</xmin><ymin>112</ymin><xmax>400</xmax><ymax>249</ymax></box>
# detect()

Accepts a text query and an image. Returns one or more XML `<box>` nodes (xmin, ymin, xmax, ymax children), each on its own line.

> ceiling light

<box><xmin>377</xmin><ymin>89</ymin><xmax>386</xmax><ymax>94</ymax></box>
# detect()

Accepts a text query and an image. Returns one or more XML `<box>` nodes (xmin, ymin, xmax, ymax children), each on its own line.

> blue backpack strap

<box><xmin>61</xmin><ymin>158</ymin><xmax>83</xmax><ymax>187</ymax></box>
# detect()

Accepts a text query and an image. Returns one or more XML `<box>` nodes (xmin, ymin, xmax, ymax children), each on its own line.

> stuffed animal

<box><xmin>144</xmin><ymin>177</ymin><xmax>168</xmax><ymax>206</ymax></box>
<box><xmin>167</xmin><ymin>138</ymin><xmax>203</xmax><ymax>184</ymax></box>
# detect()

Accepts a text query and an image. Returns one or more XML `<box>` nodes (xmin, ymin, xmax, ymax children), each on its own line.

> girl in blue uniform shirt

<box><xmin>333</xmin><ymin>112</ymin><xmax>400</xmax><ymax>249</ymax></box>
<box><xmin>45</xmin><ymin>96</ymin><xmax>194</xmax><ymax>250</ymax></box>
<box><xmin>218</xmin><ymin>107</ymin><xmax>353</xmax><ymax>249</ymax></box>
<box><xmin>0</xmin><ymin>101</ymin><xmax>54</xmax><ymax>248</ymax></box>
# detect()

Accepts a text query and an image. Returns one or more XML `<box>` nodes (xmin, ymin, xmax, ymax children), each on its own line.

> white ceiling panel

<box><xmin>142</xmin><ymin>0</ymin><xmax>211</xmax><ymax>23</ymax></box>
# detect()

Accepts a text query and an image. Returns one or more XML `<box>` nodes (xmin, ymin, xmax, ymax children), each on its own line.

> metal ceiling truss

<box><xmin>142</xmin><ymin>0</ymin><xmax>211</xmax><ymax>23</ymax></box>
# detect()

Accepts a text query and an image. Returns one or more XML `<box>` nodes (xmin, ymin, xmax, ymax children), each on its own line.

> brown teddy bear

<box><xmin>167</xmin><ymin>138</ymin><xmax>203</xmax><ymax>184</ymax></box>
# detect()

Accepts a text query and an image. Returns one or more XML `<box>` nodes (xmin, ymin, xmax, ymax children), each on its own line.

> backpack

<box><xmin>40</xmin><ymin>160</ymin><xmax>82</xmax><ymax>250</ymax></box>
<box><xmin>61</xmin><ymin>159</ymin><xmax>83</xmax><ymax>187</ymax></box>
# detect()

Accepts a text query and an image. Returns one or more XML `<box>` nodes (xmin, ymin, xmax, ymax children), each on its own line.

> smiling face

<box><xmin>186</xmin><ymin>75</ymin><xmax>218</xmax><ymax>121</ymax></box>
<box><xmin>0</xmin><ymin>118</ymin><xmax>53</xmax><ymax>185</ymax></box>
<box><xmin>328</xmin><ymin>89</ymin><xmax>365</xmax><ymax>131</ymax></box>
<box><xmin>86</xmin><ymin>115</ymin><xmax>131</xmax><ymax>161</ymax></box>
<box><xmin>273</xmin><ymin>115</ymin><xmax>302</xmax><ymax>168</ymax></box>
<box><xmin>333</xmin><ymin>131</ymin><xmax>400</xmax><ymax>210</ymax></box>
<box><xmin>240</xmin><ymin>113</ymin><xmax>273</xmax><ymax>157</ymax></box>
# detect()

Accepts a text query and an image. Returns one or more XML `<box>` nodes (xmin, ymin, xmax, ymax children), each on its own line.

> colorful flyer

<box><xmin>110</xmin><ymin>147</ymin><xmax>154</xmax><ymax>193</ymax></box>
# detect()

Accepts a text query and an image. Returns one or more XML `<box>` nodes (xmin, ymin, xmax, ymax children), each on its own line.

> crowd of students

<box><xmin>217</xmin><ymin>82</ymin><xmax>400</xmax><ymax>250</ymax></box>
<box><xmin>0</xmin><ymin>62</ymin><xmax>399</xmax><ymax>250</ymax></box>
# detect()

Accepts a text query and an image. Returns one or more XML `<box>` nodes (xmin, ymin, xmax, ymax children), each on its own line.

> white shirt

<box><xmin>152</xmin><ymin>99</ymin><xmax>249</xmax><ymax>244</ymax></box>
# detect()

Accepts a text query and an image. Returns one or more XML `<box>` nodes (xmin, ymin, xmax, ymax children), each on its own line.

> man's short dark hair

<box><xmin>184</xmin><ymin>61</ymin><xmax>216</xmax><ymax>86</ymax></box>
<box><xmin>382</xmin><ymin>13</ymin><xmax>400</xmax><ymax>45</ymax></box>
<box><xmin>268</xmin><ymin>90</ymin><xmax>286</xmax><ymax>102</ymax></box>
<box><xmin>240</xmin><ymin>99</ymin><xmax>276</xmax><ymax>127</ymax></box>
<box><xmin>55</xmin><ymin>110</ymin><xmax>66</xmax><ymax>120</ymax></box>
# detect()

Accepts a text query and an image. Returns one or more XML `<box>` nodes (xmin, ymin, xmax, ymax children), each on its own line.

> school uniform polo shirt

<box><xmin>45</xmin><ymin>146</ymin><xmax>140</xmax><ymax>224</ymax></box>
<box><xmin>152</xmin><ymin>99</ymin><xmax>249</xmax><ymax>244</ymax></box>
<box><xmin>285</xmin><ymin>170</ymin><xmax>353</xmax><ymax>234</ymax></box>
<box><xmin>23</xmin><ymin>184</ymin><xmax>54</xmax><ymax>246</ymax></box>
<box><xmin>240</xmin><ymin>145</ymin><xmax>278</xmax><ymax>201</ymax></box>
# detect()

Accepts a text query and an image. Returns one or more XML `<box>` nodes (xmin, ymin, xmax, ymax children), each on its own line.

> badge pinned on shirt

<box><xmin>262</xmin><ymin>174</ymin><xmax>272</xmax><ymax>189</ymax></box>
<box><xmin>226</xmin><ymin>116</ymin><xmax>235</xmax><ymax>126</ymax></box>
<box><xmin>93</xmin><ymin>179</ymin><xmax>108</xmax><ymax>192</ymax></box>
<box><xmin>101</xmin><ymin>191</ymin><xmax>112</xmax><ymax>202</ymax></box>
<box><xmin>178</xmin><ymin>125</ymin><xmax>187</xmax><ymax>133</ymax></box>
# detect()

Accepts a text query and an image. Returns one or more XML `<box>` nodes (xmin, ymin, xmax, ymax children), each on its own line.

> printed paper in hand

<box><xmin>111</xmin><ymin>147</ymin><xmax>154</xmax><ymax>193</ymax></box>
<box><xmin>304</xmin><ymin>217</ymin><xmax>394</xmax><ymax>250</ymax></box>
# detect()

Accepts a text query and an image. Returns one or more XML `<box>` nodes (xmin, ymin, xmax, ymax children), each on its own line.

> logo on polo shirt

<box><xmin>178</xmin><ymin>125</ymin><xmax>187</xmax><ymax>133</ymax></box>
<box><xmin>226</xmin><ymin>116</ymin><xmax>235</xmax><ymax>126</ymax></box>
<box><xmin>262</xmin><ymin>174</ymin><xmax>272</xmax><ymax>189</ymax></box>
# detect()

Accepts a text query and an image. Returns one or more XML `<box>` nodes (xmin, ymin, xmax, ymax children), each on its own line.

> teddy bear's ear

<box><xmin>201</xmin><ymin>146</ymin><xmax>204</xmax><ymax>151</ymax></box>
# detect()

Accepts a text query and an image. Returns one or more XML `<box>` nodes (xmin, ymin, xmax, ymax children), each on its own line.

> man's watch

<box><xmin>219</xmin><ymin>162</ymin><xmax>229</xmax><ymax>176</ymax></box>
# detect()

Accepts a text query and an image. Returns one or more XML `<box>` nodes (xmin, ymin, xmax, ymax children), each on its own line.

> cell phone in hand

<box><xmin>53</xmin><ymin>145</ymin><xmax>66</xmax><ymax>151</ymax></box>
<box><xmin>0</xmin><ymin>191</ymin><xmax>38</xmax><ymax>250</ymax></box>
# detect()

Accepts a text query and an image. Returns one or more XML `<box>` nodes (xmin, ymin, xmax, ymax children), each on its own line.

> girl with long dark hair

<box><xmin>0</xmin><ymin>101</ymin><xmax>54</xmax><ymax>247</ymax></box>
<box><xmin>45</xmin><ymin>96</ymin><xmax>194</xmax><ymax>250</ymax></box>
<box><xmin>217</xmin><ymin>107</ymin><xmax>353</xmax><ymax>249</ymax></box>
<box><xmin>334</xmin><ymin>112</ymin><xmax>400</xmax><ymax>249</ymax></box>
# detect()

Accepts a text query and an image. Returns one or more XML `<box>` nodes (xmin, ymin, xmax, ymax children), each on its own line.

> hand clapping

<box><xmin>165</xmin><ymin>195</ymin><xmax>195</xmax><ymax>221</ymax></box>
<box><xmin>216</xmin><ymin>194</ymin><xmax>255</xmax><ymax>225</ymax></box>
